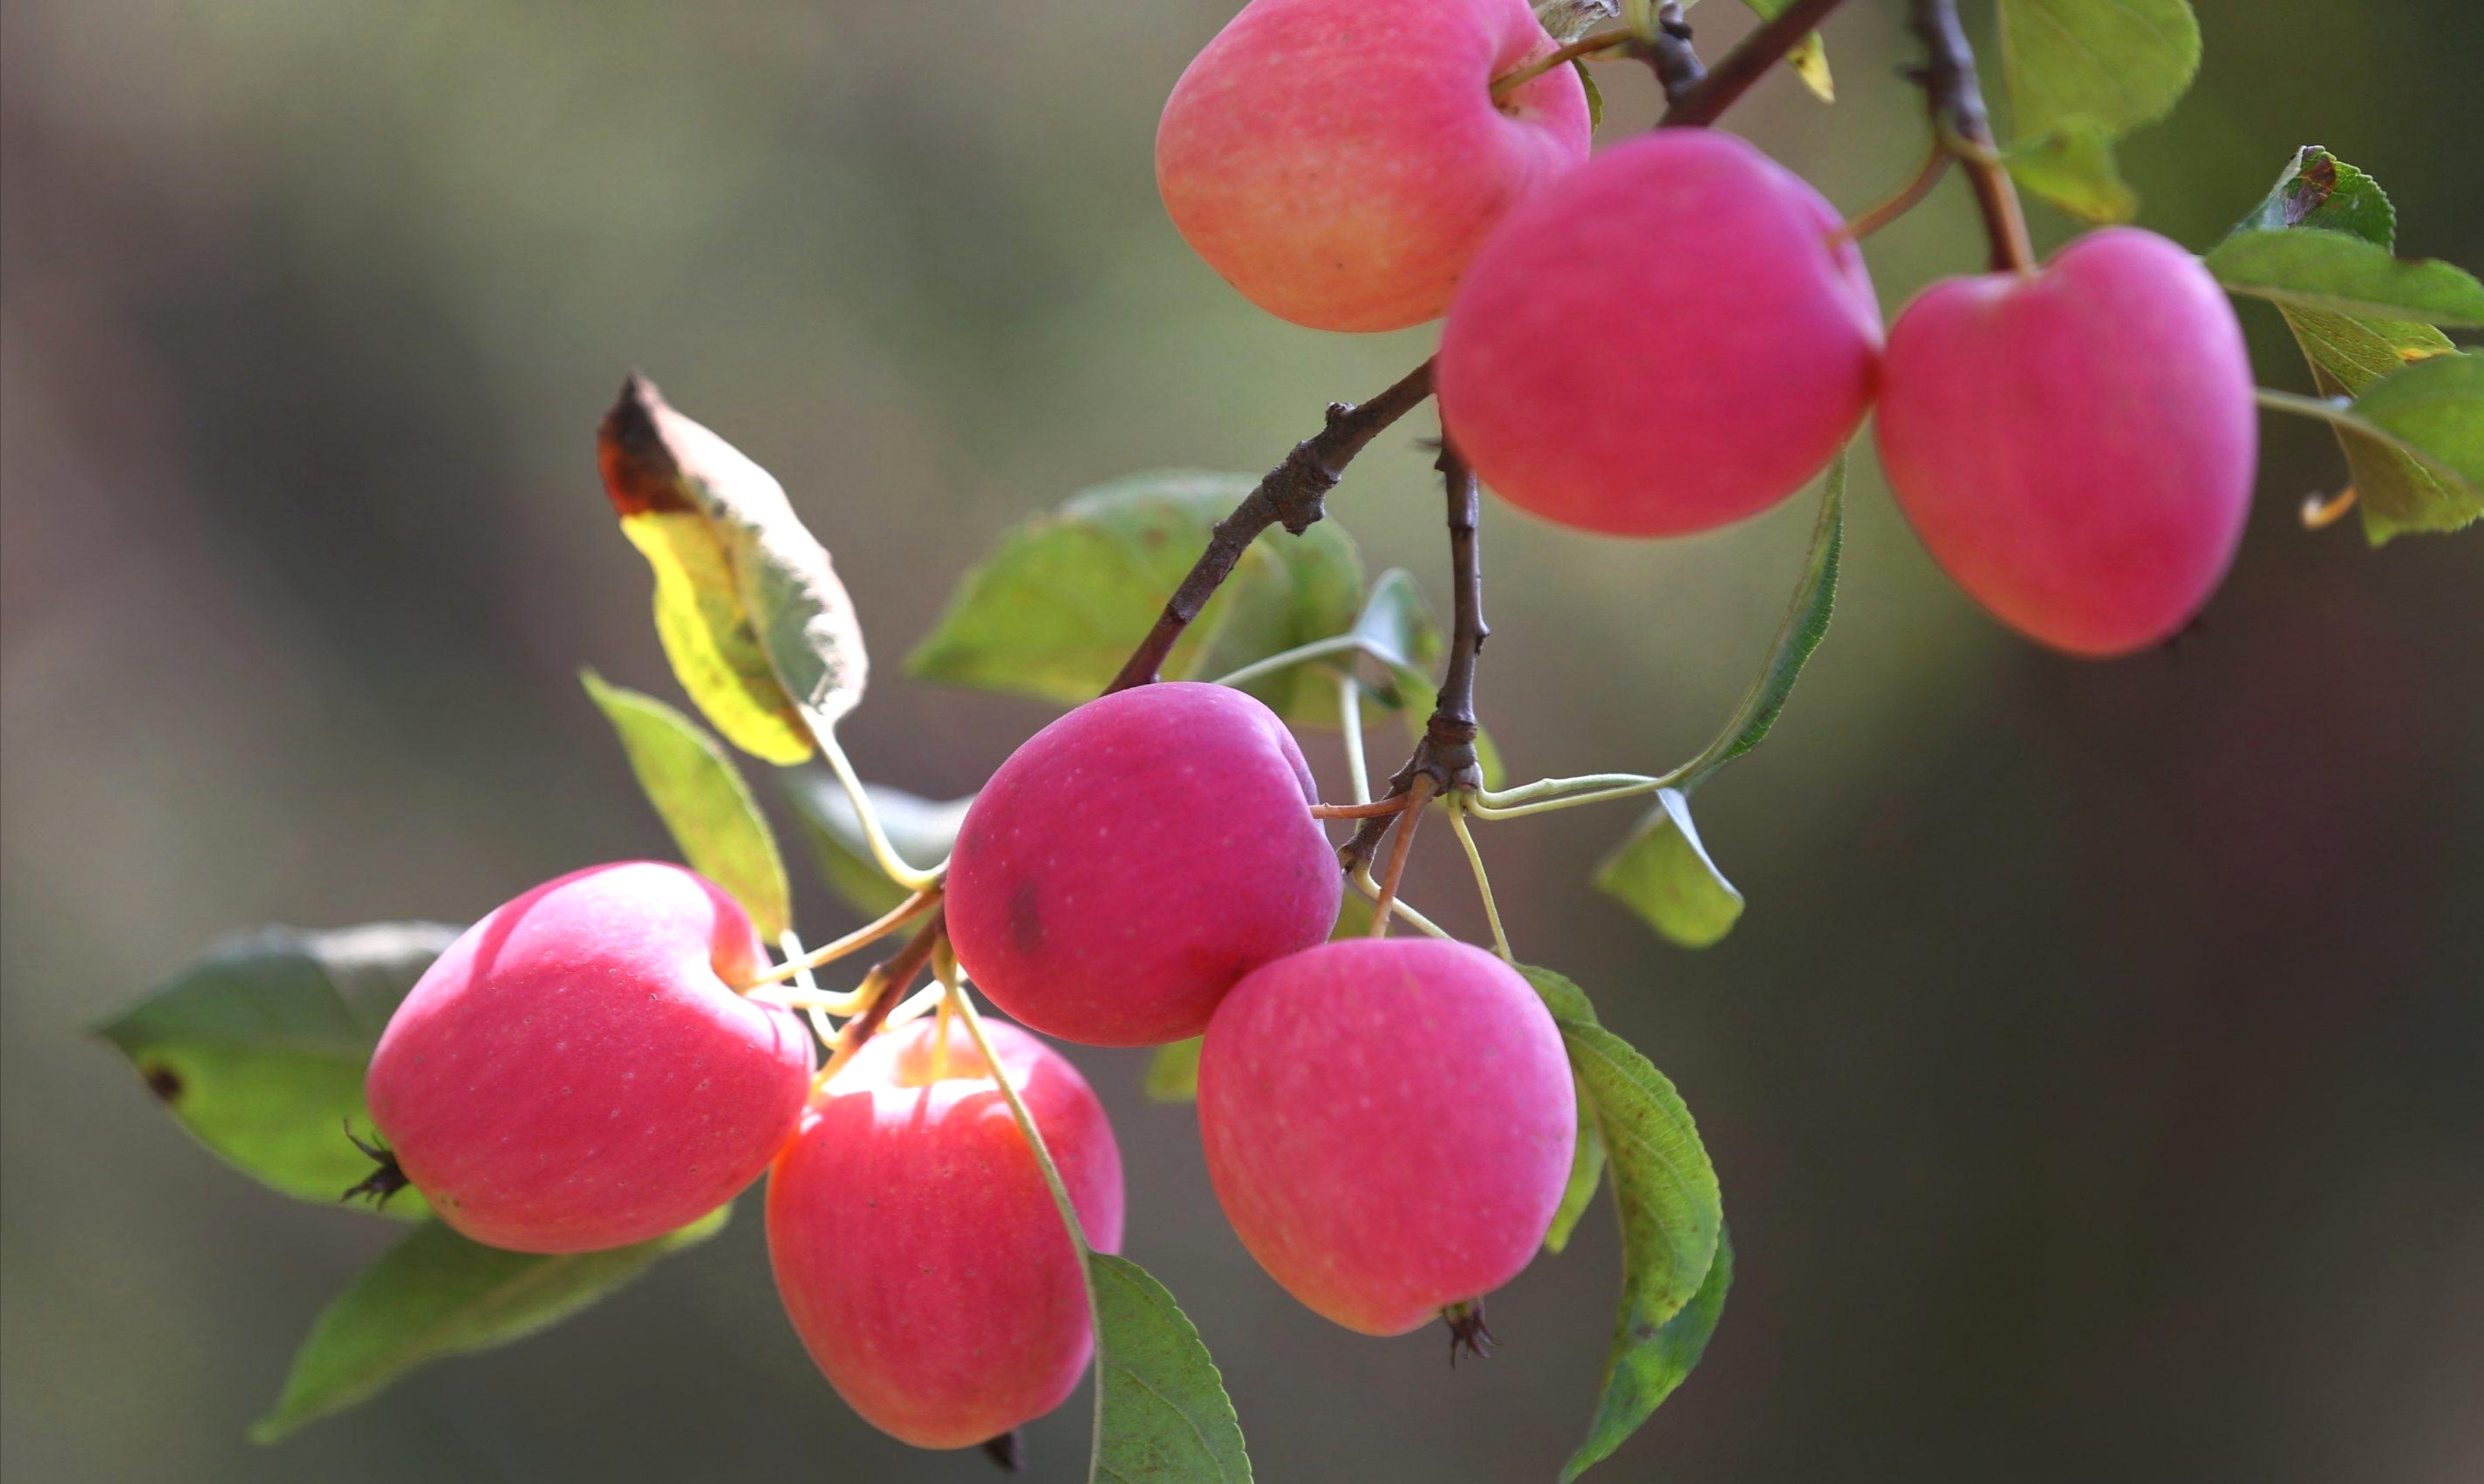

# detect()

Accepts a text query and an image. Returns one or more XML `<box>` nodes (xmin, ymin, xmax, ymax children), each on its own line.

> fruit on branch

<box><xmin>365</xmin><ymin>861</ymin><xmax>812</xmax><ymax>1253</ymax></box>
<box><xmin>1155</xmin><ymin>0</ymin><xmax>1593</xmax><ymax>332</ymax></box>
<box><xmin>945</xmin><ymin>682</ymin><xmax>1341</xmax><ymax>1047</ymax></box>
<box><xmin>1875</xmin><ymin>227</ymin><xmax>2258</xmax><ymax>657</ymax></box>
<box><xmin>1198</xmin><ymin>938</ymin><xmax>1575</xmax><ymax>1335</ymax></box>
<box><xmin>1436</xmin><ymin>129</ymin><xmax>1883</xmax><ymax>536</ymax></box>
<box><xmin>768</xmin><ymin>1016</ymin><xmax>1124</xmax><ymax>1450</ymax></box>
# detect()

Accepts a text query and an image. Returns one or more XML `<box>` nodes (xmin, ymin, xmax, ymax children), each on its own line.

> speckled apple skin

<box><xmin>1157</xmin><ymin>0</ymin><xmax>1592</xmax><ymax>332</ymax></box>
<box><xmin>945</xmin><ymin>682</ymin><xmax>1342</xmax><ymax>1048</ymax></box>
<box><xmin>365</xmin><ymin>861</ymin><xmax>812</xmax><ymax>1254</ymax></box>
<box><xmin>1198</xmin><ymin>937</ymin><xmax>1575</xmax><ymax>1335</ymax></box>
<box><xmin>766</xmin><ymin>1018</ymin><xmax>1124</xmax><ymax>1450</ymax></box>
<box><xmin>1437</xmin><ymin>128</ymin><xmax>1883</xmax><ymax>537</ymax></box>
<box><xmin>1876</xmin><ymin>227</ymin><xmax>2259</xmax><ymax>657</ymax></box>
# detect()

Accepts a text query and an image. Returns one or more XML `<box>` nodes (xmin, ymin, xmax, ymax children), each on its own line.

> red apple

<box><xmin>1437</xmin><ymin>128</ymin><xmax>1883</xmax><ymax>536</ymax></box>
<box><xmin>1198</xmin><ymin>937</ymin><xmax>1574</xmax><ymax>1335</ymax></box>
<box><xmin>1156</xmin><ymin>0</ymin><xmax>1593</xmax><ymax>332</ymax></box>
<box><xmin>365</xmin><ymin>861</ymin><xmax>812</xmax><ymax>1253</ymax></box>
<box><xmin>945</xmin><ymin>682</ymin><xmax>1341</xmax><ymax>1047</ymax></box>
<box><xmin>767</xmin><ymin>1017</ymin><xmax>1124</xmax><ymax>1450</ymax></box>
<box><xmin>1876</xmin><ymin>227</ymin><xmax>2259</xmax><ymax>656</ymax></box>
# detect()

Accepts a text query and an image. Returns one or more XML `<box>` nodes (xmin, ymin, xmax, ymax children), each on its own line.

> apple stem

<box><xmin>1488</xmin><ymin>25</ymin><xmax>1637</xmax><ymax>105</ymax></box>
<box><xmin>1907</xmin><ymin>0</ymin><xmax>2037</xmax><ymax>275</ymax></box>
<box><xmin>808</xmin><ymin>906</ymin><xmax>947</xmax><ymax>1095</ymax></box>
<box><xmin>739</xmin><ymin>886</ymin><xmax>939</xmax><ymax>994</ymax></box>
<box><xmin>1446</xmin><ymin>802</ymin><xmax>1515</xmax><ymax>963</ymax></box>
<box><xmin>1832</xmin><ymin>135</ymin><xmax>1955</xmax><ymax>247</ymax></box>
<box><xmin>1367</xmin><ymin>775</ymin><xmax>1436</xmax><ymax>938</ymax></box>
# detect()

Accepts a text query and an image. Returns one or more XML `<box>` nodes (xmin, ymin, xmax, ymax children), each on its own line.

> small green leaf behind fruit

<box><xmin>781</xmin><ymin>771</ymin><xmax>972</xmax><ymax>917</ymax></box>
<box><xmin>905</xmin><ymin>471</ymin><xmax>1361</xmax><ymax>716</ymax></box>
<box><xmin>1553</xmin><ymin>1021</ymin><xmax>1725</xmax><ymax>1481</ymax></box>
<box><xmin>581</xmin><ymin>670</ymin><xmax>792</xmax><ymax>940</ymax></box>
<box><xmin>1088</xmin><ymin>1252</ymin><xmax>1253</xmax><ymax>1484</ymax></box>
<box><xmin>597</xmin><ymin>376</ymin><xmax>869</xmax><ymax>764</ymax></box>
<box><xmin>2342</xmin><ymin>353</ymin><xmax>2484</xmax><ymax>494</ymax></box>
<box><xmin>98</xmin><ymin>924</ymin><xmax>458</xmax><ymax>1217</ymax></box>
<box><xmin>253</xmin><ymin>1205</ymin><xmax>730</xmax><ymax>1443</ymax></box>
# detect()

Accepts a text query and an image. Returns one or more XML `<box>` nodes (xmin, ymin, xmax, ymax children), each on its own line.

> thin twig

<box><xmin>1658</xmin><ymin>0</ymin><xmax>1850</xmax><ymax>126</ymax></box>
<box><xmin>1105</xmin><ymin>359</ymin><xmax>1436</xmax><ymax>692</ymax></box>
<box><xmin>1908</xmin><ymin>0</ymin><xmax>2035</xmax><ymax>274</ymax></box>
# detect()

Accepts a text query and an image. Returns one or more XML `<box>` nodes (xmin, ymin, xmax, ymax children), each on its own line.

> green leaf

<box><xmin>1678</xmin><ymin>453</ymin><xmax>1843</xmax><ymax>788</ymax></box>
<box><xmin>781</xmin><ymin>771</ymin><xmax>972</xmax><ymax>917</ymax></box>
<box><xmin>905</xmin><ymin>472</ymin><xmax>1361</xmax><ymax>715</ymax></box>
<box><xmin>1554</xmin><ymin>1023</ymin><xmax>1725</xmax><ymax>1481</ymax></box>
<box><xmin>2006</xmin><ymin>125</ymin><xmax>2139</xmax><ymax>223</ymax></box>
<box><xmin>1595</xmin><ymin>789</ymin><xmax>1745</xmax><ymax>950</ymax></box>
<box><xmin>2207</xmin><ymin>228</ymin><xmax>2484</xmax><ymax>326</ymax></box>
<box><xmin>1735</xmin><ymin>0</ymin><xmax>1833</xmax><ymax>102</ymax></box>
<box><xmin>2217</xmin><ymin>151</ymin><xmax>2482</xmax><ymax>542</ymax></box>
<box><xmin>1522</xmin><ymin>965</ymin><xmax>1610</xmax><ymax>1255</ymax></box>
<box><xmin>581</xmin><ymin>670</ymin><xmax>792</xmax><ymax>941</ymax></box>
<box><xmin>98</xmin><ymin>924</ymin><xmax>458</xmax><ymax>1216</ymax></box>
<box><xmin>1559</xmin><ymin>1227</ymin><xmax>1734</xmax><ymax>1481</ymax></box>
<box><xmin>1521</xmin><ymin>964</ymin><xmax>1600</xmax><ymax>1027</ymax></box>
<box><xmin>1998</xmin><ymin>0</ymin><xmax>2200</xmax><ymax>141</ymax></box>
<box><xmin>254</xmin><ymin>1206</ymin><xmax>729</xmax><ymax>1442</ymax></box>
<box><xmin>1546</xmin><ymin>1093</ymin><xmax>1607</xmax><ymax>1255</ymax></box>
<box><xmin>1144</xmin><ymin>1038</ymin><xmax>1204</xmax><ymax>1103</ymax></box>
<box><xmin>598</xmin><ymin>376</ymin><xmax>868</xmax><ymax>764</ymax></box>
<box><xmin>1089</xmin><ymin>1253</ymin><xmax>1253</xmax><ymax>1484</ymax></box>
<box><xmin>1574</xmin><ymin>58</ymin><xmax>1604</xmax><ymax>128</ymax></box>
<box><xmin>2228</xmin><ymin>146</ymin><xmax>2395</xmax><ymax>248</ymax></box>
<box><xmin>2344</xmin><ymin>353</ymin><xmax>2484</xmax><ymax>495</ymax></box>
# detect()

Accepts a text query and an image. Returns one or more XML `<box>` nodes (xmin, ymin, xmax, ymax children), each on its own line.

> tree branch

<box><xmin>1656</xmin><ymin>0</ymin><xmax>1849</xmax><ymax>127</ymax></box>
<box><xmin>1340</xmin><ymin>439</ymin><xmax>1488</xmax><ymax>872</ymax></box>
<box><xmin>1642</xmin><ymin>2</ymin><xmax>1708</xmax><ymax>108</ymax></box>
<box><xmin>1104</xmin><ymin>357</ymin><xmax>1437</xmax><ymax>692</ymax></box>
<box><xmin>1908</xmin><ymin>0</ymin><xmax>2035</xmax><ymax>273</ymax></box>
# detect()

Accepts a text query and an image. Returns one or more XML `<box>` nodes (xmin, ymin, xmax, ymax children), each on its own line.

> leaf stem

<box><xmin>1340</xmin><ymin>676</ymin><xmax>1374</xmax><ymax>807</ymax></box>
<box><xmin>1446</xmin><ymin>803</ymin><xmax>1513</xmax><ymax>962</ymax></box>
<box><xmin>1466</xmin><ymin>779</ymin><xmax>1675</xmax><ymax>821</ymax></box>
<box><xmin>2253</xmin><ymin>385</ymin><xmax>2473</xmax><ymax>486</ymax></box>
<box><xmin>815</xmin><ymin>730</ymin><xmax>945</xmax><ymax>890</ymax></box>
<box><xmin>1206</xmin><ymin>633</ymin><xmax>1372</xmax><ymax>691</ymax></box>
<box><xmin>1105</xmin><ymin>358</ymin><xmax>1436</xmax><ymax>692</ymax></box>
<box><xmin>1350</xmin><ymin>861</ymin><xmax>1453</xmax><ymax>940</ymax></box>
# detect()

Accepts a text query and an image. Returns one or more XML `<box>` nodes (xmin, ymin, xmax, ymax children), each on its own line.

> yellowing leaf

<box><xmin>597</xmin><ymin>377</ymin><xmax>868</xmax><ymax>763</ymax></box>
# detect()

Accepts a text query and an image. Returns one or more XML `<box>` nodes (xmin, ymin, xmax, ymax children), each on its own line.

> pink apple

<box><xmin>1156</xmin><ymin>0</ymin><xmax>1593</xmax><ymax>332</ymax></box>
<box><xmin>1198</xmin><ymin>937</ymin><xmax>1574</xmax><ymax>1335</ymax></box>
<box><xmin>945</xmin><ymin>682</ymin><xmax>1341</xmax><ymax>1048</ymax></box>
<box><xmin>1437</xmin><ymin>128</ymin><xmax>1883</xmax><ymax>536</ymax></box>
<box><xmin>1876</xmin><ymin>227</ymin><xmax>2259</xmax><ymax>656</ymax></box>
<box><xmin>365</xmin><ymin>861</ymin><xmax>812</xmax><ymax>1253</ymax></box>
<box><xmin>767</xmin><ymin>1017</ymin><xmax>1124</xmax><ymax>1450</ymax></box>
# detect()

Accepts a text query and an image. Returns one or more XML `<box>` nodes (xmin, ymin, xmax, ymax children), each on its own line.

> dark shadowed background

<box><xmin>5</xmin><ymin>1</ymin><xmax>2480</xmax><ymax>1480</ymax></box>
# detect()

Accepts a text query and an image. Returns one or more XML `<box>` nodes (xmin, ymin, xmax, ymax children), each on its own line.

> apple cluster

<box><xmin>352</xmin><ymin>0</ymin><xmax>2280</xmax><ymax>1460</ymax></box>
<box><xmin>1160</xmin><ymin>0</ymin><xmax>2260</xmax><ymax>656</ymax></box>
<box><xmin>361</xmin><ymin>683</ymin><xmax>1575</xmax><ymax>1452</ymax></box>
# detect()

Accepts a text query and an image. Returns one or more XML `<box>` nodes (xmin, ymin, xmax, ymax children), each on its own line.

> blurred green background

<box><xmin>4</xmin><ymin>1</ymin><xmax>2480</xmax><ymax>1479</ymax></box>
